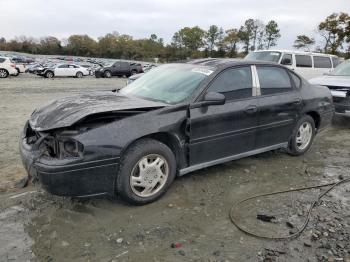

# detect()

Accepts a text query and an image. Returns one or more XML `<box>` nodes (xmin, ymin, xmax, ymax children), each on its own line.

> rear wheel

<box><xmin>76</xmin><ymin>71</ymin><xmax>83</xmax><ymax>78</ymax></box>
<box><xmin>0</xmin><ymin>69</ymin><xmax>8</xmax><ymax>78</ymax></box>
<box><xmin>288</xmin><ymin>115</ymin><xmax>315</xmax><ymax>156</ymax></box>
<box><xmin>117</xmin><ymin>139</ymin><xmax>176</xmax><ymax>205</ymax></box>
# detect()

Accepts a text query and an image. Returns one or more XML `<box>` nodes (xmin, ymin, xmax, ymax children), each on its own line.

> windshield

<box><xmin>245</xmin><ymin>51</ymin><xmax>282</xmax><ymax>63</ymax></box>
<box><xmin>120</xmin><ymin>64</ymin><xmax>213</xmax><ymax>104</ymax></box>
<box><xmin>330</xmin><ymin>60</ymin><xmax>350</xmax><ymax>76</ymax></box>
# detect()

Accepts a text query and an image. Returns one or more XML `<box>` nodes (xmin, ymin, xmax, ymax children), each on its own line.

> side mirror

<box><xmin>281</xmin><ymin>58</ymin><xmax>292</xmax><ymax>65</ymax></box>
<box><xmin>190</xmin><ymin>92</ymin><xmax>226</xmax><ymax>109</ymax></box>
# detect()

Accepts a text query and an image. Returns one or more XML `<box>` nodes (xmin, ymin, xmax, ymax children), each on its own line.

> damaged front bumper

<box><xmin>331</xmin><ymin>90</ymin><xmax>350</xmax><ymax>116</ymax></box>
<box><xmin>19</xmin><ymin>121</ymin><xmax>119</xmax><ymax>197</ymax></box>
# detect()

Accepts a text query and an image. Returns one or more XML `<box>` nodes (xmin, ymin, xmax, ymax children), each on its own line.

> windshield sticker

<box><xmin>270</xmin><ymin>52</ymin><xmax>280</xmax><ymax>56</ymax></box>
<box><xmin>191</xmin><ymin>68</ymin><xmax>214</xmax><ymax>76</ymax></box>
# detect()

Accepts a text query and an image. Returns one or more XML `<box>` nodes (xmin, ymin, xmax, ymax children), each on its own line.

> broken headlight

<box><xmin>59</xmin><ymin>138</ymin><xmax>84</xmax><ymax>158</ymax></box>
<box><xmin>41</xmin><ymin>136</ymin><xmax>84</xmax><ymax>159</ymax></box>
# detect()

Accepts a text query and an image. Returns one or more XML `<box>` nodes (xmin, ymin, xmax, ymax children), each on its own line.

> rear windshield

<box><xmin>245</xmin><ymin>51</ymin><xmax>281</xmax><ymax>63</ymax></box>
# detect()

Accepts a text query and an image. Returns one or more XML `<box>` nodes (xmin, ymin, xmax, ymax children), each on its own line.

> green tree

<box><xmin>205</xmin><ymin>25</ymin><xmax>220</xmax><ymax>53</ymax></box>
<box><xmin>39</xmin><ymin>36</ymin><xmax>62</xmax><ymax>55</ymax></box>
<box><xmin>293</xmin><ymin>35</ymin><xmax>315</xmax><ymax>51</ymax></box>
<box><xmin>318</xmin><ymin>13</ymin><xmax>349</xmax><ymax>54</ymax></box>
<box><xmin>224</xmin><ymin>28</ymin><xmax>239</xmax><ymax>57</ymax></box>
<box><xmin>173</xmin><ymin>26</ymin><xmax>205</xmax><ymax>52</ymax></box>
<box><xmin>66</xmin><ymin>34</ymin><xmax>97</xmax><ymax>57</ymax></box>
<box><xmin>238</xmin><ymin>19</ymin><xmax>256</xmax><ymax>53</ymax></box>
<box><xmin>264</xmin><ymin>20</ymin><xmax>281</xmax><ymax>49</ymax></box>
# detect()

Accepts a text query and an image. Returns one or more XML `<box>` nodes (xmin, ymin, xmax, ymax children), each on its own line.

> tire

<box><xmin>116</xmin><ymin>138</ymin><xmax>176</xmax><ymax>205</ymax></box>
<box><xmin>104</xmin><ymin>70</ymin><xmax>112</xmax><ymax>78</ymax></box>
<box><xmin>76</xmin><ymin>71</ymin><xmax>83</xmax><ymax>78</ymax></box>
<box><xmin>0</xmin><ymin>69</ymin><xmax>8</xmax><ymax>78</ymax></box>
<box><xmin>288</xmin><ymin>115</ymin><xmax>315</xmax><ymax>156</ymax></box>
<box><xmin>45</xmin><ymin>71</ymin><xmax>54</xmax><ymax>78</ymax></box>
<box><xmin>15</xmin><ymin>68</ymin><xmax>20</xmax><ymax>75</ymax></box>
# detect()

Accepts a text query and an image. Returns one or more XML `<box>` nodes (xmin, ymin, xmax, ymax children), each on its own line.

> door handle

<box><xmin>245</xmin><ymin>105</ymin><xmax>258</xmax><ymax>114</ymax></box>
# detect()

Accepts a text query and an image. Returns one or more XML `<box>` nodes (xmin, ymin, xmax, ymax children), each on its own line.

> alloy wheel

<box><xmin>296</xmin><ymin>122</ymin><xmax>312</xmax><ymax>150</ymax></box>
<box><xmin>130</xmin><ymin>154</ymin><xmax>169</xmax><ymax>198</ymax></box>
<box><xmin>0</xmin><ymin>69</ymin><xmax>8</xmax><ymax>78</ymax></box>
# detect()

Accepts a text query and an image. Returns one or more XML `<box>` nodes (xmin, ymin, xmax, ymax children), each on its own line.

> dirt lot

<box><xmin>0</xmin><ymin>74</ymin><xmax>350</xmax><ymax>262</ymax></box>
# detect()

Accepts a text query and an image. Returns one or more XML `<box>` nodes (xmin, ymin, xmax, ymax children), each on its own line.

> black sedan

<box><xmin>20</xmin><ymin>59</ymin><xmax>334</xmax><ymax>205</ymax></box>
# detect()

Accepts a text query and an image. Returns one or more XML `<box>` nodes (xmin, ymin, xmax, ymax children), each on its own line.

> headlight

<box><xmin>42</xmin><ymin>136</ymin><xmax>84</xmax><ymax>158</ymax></box>
<box><xmin>60</xmin><ymin>138</ymin><xmax>84</xmax><ymax>158</ymax></box>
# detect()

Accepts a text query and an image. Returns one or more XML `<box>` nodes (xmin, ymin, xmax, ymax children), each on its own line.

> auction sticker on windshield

<box><xmin>191</xmin><ymin>68</ymin><xmax>214</xmax><ymax>76</ymax></box>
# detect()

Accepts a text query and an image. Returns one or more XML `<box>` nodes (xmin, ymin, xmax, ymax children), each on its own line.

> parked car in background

<box><xmin>309</xmin><ymin>60</ymin><xmax>350</xmax><ymax>116</ymax></box>
<box><xmin>245</xmin><ymin>50</ymin><xmax>340</xmax><ymax>79</ymax></box>
<box><xmin>15</xmin><ymin>64</ymin><xmax>26</xmax><ymax>74</ymax></box>
<box><xmin>0</xmin><ymin>57</ymin><xmax>19</xmax><ymax>78</ymax></box>
<box><xmin>20</xmin><ymin>59</ymin><xmax>334</xmax><ymax>204</ymax></box>
<box><xmin>37</xmin><ymin>64</ymin><xmax>90</xmax><ymax>78</ymax></box>
<box><xmin>95</xmin><ymin>61</ymin><xmax>143</xmax><ymax>78</ymax></box>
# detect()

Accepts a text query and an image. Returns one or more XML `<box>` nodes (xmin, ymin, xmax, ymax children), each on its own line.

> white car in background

<box><xmin>309</xmin><ymin>60</ymin><xmax>350</xmax><ymax>116</ymax></box>
<box><xmin>0</xmin><ymin>57</ymin><xmax>19</xmax><ymax>78</ymax></box>
<box><xmin>39</xmin><ymin>64</ymin><xmax>90</xmax><ymax>78</ymax></box>
<box><xmin>245</xmin><ymin>50</ymin><xmax>340</xmax><ymax>80</ymax></box>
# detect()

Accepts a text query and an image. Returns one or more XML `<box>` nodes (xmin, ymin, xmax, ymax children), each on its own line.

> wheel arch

<box><xmin>305</xmin><ymin>111</ymin><xmax>321</xmax><ymax>130</ymax></box>
<box><xmin>121</xmin><ymin>132</ymin><xmax>184</xmax><ymax>171</ymax></box>
<box><xmin>0</xmin><ymin>68</ymin><xmax>9</xmax><ymax>74</ymax></box>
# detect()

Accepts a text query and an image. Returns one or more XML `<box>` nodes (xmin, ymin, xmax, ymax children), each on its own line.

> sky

<box><xmin>0</xmin><ymin>0</ymin><xmax>349</xmax><ymax>49</ymax></box>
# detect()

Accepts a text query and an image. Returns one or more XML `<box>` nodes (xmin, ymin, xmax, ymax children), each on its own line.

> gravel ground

<box><xmin>0</xmin><ymin>73</ymin><xmax>349</xmax><ymax>262</ymax></box>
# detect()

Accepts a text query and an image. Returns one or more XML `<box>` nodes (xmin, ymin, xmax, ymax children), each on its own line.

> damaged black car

<box><xmin>20</xmin><ymin>59</ymin><xmax>334</xmax><ymax>205</ymax></box>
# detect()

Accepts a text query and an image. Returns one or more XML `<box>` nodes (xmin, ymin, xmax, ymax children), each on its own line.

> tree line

<box><xmin>0</xmin><ymin>13</ymin><xmax>349</xmax><ymax>62</ymax></box>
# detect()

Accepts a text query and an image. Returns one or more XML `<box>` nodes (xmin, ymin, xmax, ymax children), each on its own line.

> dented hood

<box><xmin>29</xmin><ymin>91</ymin><xmax>167</xmax><ymax>131</ymax></box>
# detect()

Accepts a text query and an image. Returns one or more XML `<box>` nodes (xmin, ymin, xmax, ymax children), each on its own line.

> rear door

<box><xmin>120</xmin><ymin>62</ymin><xmax>130</xmax><ymax>75</ymax></box>
<box><xmin>68</xmin><ymin>65</ymin><xmax>77</xmax><ymax>76</ymax></box>
<box><xmin>189</xmin><ymin>65</ymin><xmax>259</xmax><ymax>165</ymax></box>
<box><xmin>255</xmin><ymin>65</ymin><xmax>302</xmax><ymax>148</ymax></box>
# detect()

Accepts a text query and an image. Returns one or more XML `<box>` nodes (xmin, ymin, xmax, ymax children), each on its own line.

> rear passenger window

<box><xmin>313</xmin><ymin>56</ymin><xmax>332</xmax><ymax>68</ymax></box>
<box><xmin>0</xmin><ymin>58</ymin><xmax>5</xmax><ymax>63</ymax></box>
<box><xmin>208</xmin><ymin>66</ymin><xmax>252</xmax><ymax>101</ymax></box>
<box><xmin>257</xmin><ymin>66</ymin><xmax>292</xmax><ymax>95</ymax></box>
<box><xmin>295</xmin><ymin>55</ymin><xmax>312</xmax><ymax>68</ymax></box>
<box><xmin>332</xmin><ymin>57</ymin><xmax>340</xmax><ymax>67</ymax></box>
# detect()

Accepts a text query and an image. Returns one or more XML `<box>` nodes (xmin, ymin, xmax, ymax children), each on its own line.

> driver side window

<box><xmin>208</xmin><ymin>66</ymin><xmax>253</xmax><ymax>101</ymax></box>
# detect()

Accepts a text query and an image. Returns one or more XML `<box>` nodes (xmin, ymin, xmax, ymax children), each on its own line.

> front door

<box><xmin>54</xmin><ymin>64</ymin><xmax>69</xmax><ymax>76</ymax></box>
<box><xmin>189</xmin><ymin>66</ymin><xmax>259</xmax><ymax>166</ymax></box>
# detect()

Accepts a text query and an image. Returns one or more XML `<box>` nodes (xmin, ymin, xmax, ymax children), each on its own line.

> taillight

<box><xmin>11</xmin><ymin>64</ymin><xmax>16</xmax><ymax>68</ymax></box>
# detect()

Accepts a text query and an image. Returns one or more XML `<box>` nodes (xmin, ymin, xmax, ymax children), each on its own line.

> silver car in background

<box><xmin>309</xmin><ymin>60</ymin><xmax>350</xmax><ymax>116</ymax></box>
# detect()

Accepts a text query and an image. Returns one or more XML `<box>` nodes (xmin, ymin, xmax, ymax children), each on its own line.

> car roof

<box><xmin>250</xmin><ymin>49</ymin><xmax>338</xmax><ymax>58</ymax></box>
<box><xmin>185</xmin><ymin>58</ymin><xmax>281</xmax><ymax>69</ymax></box>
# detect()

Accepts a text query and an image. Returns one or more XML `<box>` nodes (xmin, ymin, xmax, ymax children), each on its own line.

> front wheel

<box><xmin>288</xmin><ymin>115</ymin><xmax>315</xmax><ymax>156</ymax></box>
<box><xmin>116</xmin><ymin>139</ymin><xmax>176</xmax><ymax>205</ymax></box>
<box><xmin>104</xmin><ymin>71</ymin><xmax>112</xmax><ymax>78</ymax></box>
<box><xmin>45</xmin><ymin>71</ymin><xmax>54</xmax><ymax>78</ymax></box>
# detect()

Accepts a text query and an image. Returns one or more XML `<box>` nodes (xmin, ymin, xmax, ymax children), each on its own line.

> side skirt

<box><xmin>179</xmin><ymin>142</ymin><xmax>288</xmax><ymax>176</ymax></box>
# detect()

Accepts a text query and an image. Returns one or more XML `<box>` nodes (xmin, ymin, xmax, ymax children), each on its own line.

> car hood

<box><xmin>29</xmin><ymin>91</ymin><xmax>167</xmax><ymax>131</ymax></box>
<box><xmin>309</xmin><ymin>75</ymin><xmax>350</xmax><ymax>88</ymax></box>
